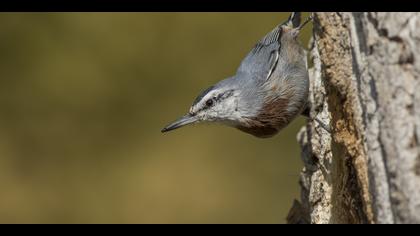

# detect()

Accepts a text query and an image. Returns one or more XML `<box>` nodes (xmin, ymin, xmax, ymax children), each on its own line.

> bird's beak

<box><xmin>161</xmin><ymin>113</ymin><xmax>199</xmax><ymax>133</ymax></box>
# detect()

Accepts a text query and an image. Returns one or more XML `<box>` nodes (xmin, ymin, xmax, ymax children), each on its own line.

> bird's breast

<box><xmin>236</xmin><ymin>96</ymin><xmax>293</xmax><ymax>138</ymax></box>
<box><xmin>235</xmin><ymin>125</ymin><xmax>279</xmax><ymax>138</ymax></box>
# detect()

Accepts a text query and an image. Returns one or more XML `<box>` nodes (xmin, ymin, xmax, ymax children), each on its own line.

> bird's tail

<box><xmin>287</xmin><ymin>12</ymin><xmax>313</xmax><ymax>31</ymax></box>
<box><xmin>287</xmin><ymin>12</ymin><xmax>301</xmax><ymax>28</ymax></box>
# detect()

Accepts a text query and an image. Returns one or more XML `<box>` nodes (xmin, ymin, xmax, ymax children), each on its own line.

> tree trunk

<box><xmin>287</xmin><ymin>12</ymin><xmax>420</xmax><ymax>224</ymax></box>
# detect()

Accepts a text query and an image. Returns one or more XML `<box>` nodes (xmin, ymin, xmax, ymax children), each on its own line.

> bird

<box><xmin>162</xmin><ymin>12</ymin><xmax>313</xmax><ymax>138</ymax></box>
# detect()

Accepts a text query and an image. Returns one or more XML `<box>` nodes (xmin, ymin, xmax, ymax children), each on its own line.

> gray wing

<box><xmin>236</xmin><ymin>25</ymin><xmax>283</xmax><ymax>82</ymax></box>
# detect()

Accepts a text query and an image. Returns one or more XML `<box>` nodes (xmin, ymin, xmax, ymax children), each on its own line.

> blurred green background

<box><xmin>0</xmin><ymin>13</ymin><xmax>311</xmax><ymax>223</ymax></box>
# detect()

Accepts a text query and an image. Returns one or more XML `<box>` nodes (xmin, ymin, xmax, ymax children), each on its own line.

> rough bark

<box><xmin>287</xmin><ymin>12</ymin><xmax>420</xmax><ymax>224</ymax></box>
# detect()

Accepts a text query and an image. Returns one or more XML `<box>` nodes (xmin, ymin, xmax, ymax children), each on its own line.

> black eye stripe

<box><xmin>196</xmin><ymin>89</ymin><xmax>234</xmax><ymax>112</ymax></box>
<box><xmin>218</xmin><ymin>90</ymin><xmax>233</xmax><ymax>100</ymax></box>
<box><xmin>212</xmin><ymin>90</ymin><xmax>233</xmax><ymax>104</ymax></box>
<box><xmin>192</xmin><ymin>85</ymin><xmax>215</xmax><ymax>106</ymax></box>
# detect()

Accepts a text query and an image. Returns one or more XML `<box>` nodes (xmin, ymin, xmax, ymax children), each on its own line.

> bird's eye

<box><xmin>206</xmin><ymin>99</ymin><xmax>214</xmax><ymax>107</ymax></box>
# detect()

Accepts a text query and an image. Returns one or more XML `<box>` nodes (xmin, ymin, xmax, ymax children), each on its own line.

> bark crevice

<box><xmin>288</xmin><ymin>12</ymin><xmax>420</xmax><ymax>224</ymax></box>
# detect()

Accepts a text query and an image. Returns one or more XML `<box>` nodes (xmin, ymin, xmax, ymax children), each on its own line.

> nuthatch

<box><xmin>162</xmin><ymin>12</ymin><xmax>313</xmax><ymax>138</ymax></box>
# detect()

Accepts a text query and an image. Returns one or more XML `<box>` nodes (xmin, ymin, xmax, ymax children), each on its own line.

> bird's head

<box><xmin>161</xmin><ymin>80</ymin><xmax>244</xmax><ymax>133</ymax></box>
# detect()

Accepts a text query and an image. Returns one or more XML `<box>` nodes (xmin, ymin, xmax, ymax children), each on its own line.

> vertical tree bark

<box><xmin>287</xmin><ymin>12</ymin><xmax>420</xmax><ymax>224</ymax></box>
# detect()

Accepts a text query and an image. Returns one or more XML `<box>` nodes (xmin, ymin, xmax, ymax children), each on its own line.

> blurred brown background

<box><xmin>0</xmin><ymin>13</ymin><xmax>311</xmax><ymax>223</ymax></box>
